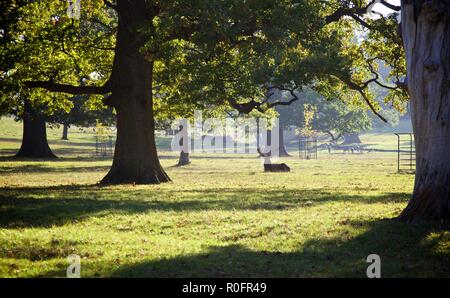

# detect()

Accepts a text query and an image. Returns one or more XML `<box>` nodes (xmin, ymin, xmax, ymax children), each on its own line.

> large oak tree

<box><xmin>318</xmin><ymin>0</ymin><xmax>450</xmax><ymax>222</ymax></box>
<box><xmin>9</xmin><ymin>0</ymin><xmax>447</xmax><ymax>225</ymax></box>
<box><xmin>19</xmin><ymin>0</ymin><xmax>359</xmax><ymax>184</ymax></box>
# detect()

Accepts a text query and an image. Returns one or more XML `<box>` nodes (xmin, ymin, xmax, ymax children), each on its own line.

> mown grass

<box><xmin>0</xmin><ymin>117</ymin><xmax>449</xmax><ymax>278</ymax></box>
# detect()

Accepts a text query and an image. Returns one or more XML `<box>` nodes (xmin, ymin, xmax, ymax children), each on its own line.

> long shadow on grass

<box><xmin>0</xmin><ymin>154</ymin><xmax>179</xmax><ymax>165</ymax></box>
<box><xmin>109</xmin><ymin>220</ymin><xmax>450</xmax><ymax>277</ymax></box>
<box><xmin>0</xmin><ymin>155</ymin><xmax>266</xmax><ymax>167</ymax></box>
<box><xmin>0</xmin><ymin>184</ymin><xmax>410</xmax><ymax>228</ymax></box>
<box><xmin>0</xmin><ymin>149</ymin><xmax>20</xmax><ymax>156</ymax></box>
<box><xmin>0</xmin><ymin>137</ymin><xmax>96</xmax><ymax>148</ymax></box>
<box><xmin>0</xmin><ymin>156</ymin><xmax>115</xmax><ymax>163</ymax></box>
<box><xmin>29</xmin><ymin>219</ymin><xmax>450</xmax><ymax>277</ymax></box>
<box><xmin>0</xmin><ymin>146</ymin><xmax>96</xmax><ymax>157</ymax></box>
<box><xmin>0</xmin><ymin>164</ymin><xmax>111</xmax><ymax>173</ymax></box>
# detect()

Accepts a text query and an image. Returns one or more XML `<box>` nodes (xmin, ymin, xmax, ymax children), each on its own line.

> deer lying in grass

<box><xmin>257</xmin><ymin>148</ymin><xmax>291</xmax><ymax>172</ymax></box>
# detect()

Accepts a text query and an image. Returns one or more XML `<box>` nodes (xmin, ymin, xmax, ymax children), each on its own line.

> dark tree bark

<box><xmin>278</xmin><ymin>125</ymin><xmax>290</xmax><ymax>157</ymax></box>
<box><xmin>100</xmin><ymin>0</ymin><xmax>170</xmax><ymax>184</ymax></box>
<box><xmin>342</xmin><ymin>133</ymin><xmax>361</xmax><ymax>144</ymax></box>
<box><xmin>15</xmin><ymin>100</ymin><xmax>57</xmax><ymax>158</ymax></box>
<box><xmin>62</xmin><ymin>124</ymin><xmax>69</xmax><ymax>140</ymax></box>
<box><xmin>399</xmin><ymin>1</ymin><xmax>450</xmax><ymax>222</ymax></box>
<box><xmin>177</xmin><ymin>152</ymin><xmax>190</xmax><ymax>166</ymax></box>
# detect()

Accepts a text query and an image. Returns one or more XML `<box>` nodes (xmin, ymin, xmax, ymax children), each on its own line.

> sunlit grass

<box><xmin>0</xmin><ymin>117</ymin><xmax>448</xmax><ymax>277</ymax></box>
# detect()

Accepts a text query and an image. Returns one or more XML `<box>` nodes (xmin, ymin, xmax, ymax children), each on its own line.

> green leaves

<box><xmin>0</xmin><ymin>0</ymin><xmax>115</xmax><ymax>119</ymax></box>
<box><xmin>1</xmin><ymin>0</ymin><xmax>407</xmax><ymax>127</ymax></box>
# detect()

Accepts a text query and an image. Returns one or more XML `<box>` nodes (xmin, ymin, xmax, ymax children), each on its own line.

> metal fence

<box><xmin>394</xmin><ymin>133</ymin><xmax>415</xmax><ymax>173</ymax></box>
<box><xmin>299</xmin><ymin>137</ymin><xmax>318</xmax><ymax>160</ymax></box>
<box><xmin>95</xmin><ymin>136</ymin><xmax>114</xmax><ymax>157</ymax></box>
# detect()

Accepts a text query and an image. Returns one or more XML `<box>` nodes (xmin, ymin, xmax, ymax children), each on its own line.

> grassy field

<box><xmin>0</xmin><ymin>117</ymin><xmax>449</xmax><ymax>277</ymax></box>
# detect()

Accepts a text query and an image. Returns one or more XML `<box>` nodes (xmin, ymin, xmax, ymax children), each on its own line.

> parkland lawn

<box><xmin>0</xmin><ymin>117</ymin><xmax>449</xmax><ymax>277</ymax></box>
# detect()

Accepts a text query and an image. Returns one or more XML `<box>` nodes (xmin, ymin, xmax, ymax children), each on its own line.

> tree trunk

<box><xmin>399</xmin><ymin>1</ymin><xmax>450</xmax><ymax>222</ymax></box>
<box><xmin>177</xmin><ymin>152</ymin><xmax>190</xmax><ymax>166</ymax></box>
<box><xmin>15</xmin><ymin>100</ymin><xmax>57</xmax><ymax>158</ymax></box>
<box><xmin>278</xmin><ymin>125</ymin><xmax>290</xmax><ymax>157</ymax></box>
<box><xmin>62</xmin><ymin>124</ymin><xmax>69</xmax><ymax>140</ymax></box>
<box><xmin>100</xmin><ymin>0</ymin><xmax>170</xmax><ymax>184</ymax></box>
<box><xmin>342</xmin><ymin>133</ymin><xmax>361</xmax><ymax>144</ymax></box>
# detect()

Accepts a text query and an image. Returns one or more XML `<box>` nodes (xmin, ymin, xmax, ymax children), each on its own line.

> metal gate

<box><xmin>394</xmin><ymin>133</ymin><xmax>415</xmax><ymax>173</ymax></box>
<box><xmin>95</xmin><ymin>136</ymin><xmax>114</xmax><ymax>157</ymax></box>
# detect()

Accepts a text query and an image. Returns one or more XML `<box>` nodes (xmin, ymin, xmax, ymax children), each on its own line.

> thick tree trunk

<box><xmin>278</xmin><ymin>126</ymin><xmax>290</xmax><ymax>157</ymax></box>
<box><xmin>100</xmin><ymin>0</ymin><xmax>170</xmax><ymax>184</ymax></box>
<box><xmin>177</xmin><ymin>152</ymin><xmax>190</xmax><ymax>166</ymax></box>
<box><xmin>342</xmin><ymin>133</ymin><xmax>361</xmax><ymax>144</ymax></box>
<box><xmin>15</xmin><ymin>101</ymin><xmax>57</xmax><ymax>158</ymax></box>
<box><xmin>399</xmin><ymin>1</ymin><xmax>450</xmax><ymax>222</ymax></box>
<box><xmin>62</xmin><ymin>124</ymin><xmax>69</xmax><ymax>140</ymax></box>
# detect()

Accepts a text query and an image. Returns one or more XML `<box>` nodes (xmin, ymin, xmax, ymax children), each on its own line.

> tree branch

<box><xmin>365</xmin><ymin>57</ymin><xmax>399</xmax><ymax>90</ymax></box>
<box><xmin>265</xmin><ymin>85</ymin><xmax>300</xmax><ymax>109</ymax></box>
<box><xmin>325</xmin><ymin>1</ymin><xmax>377</xmax><ymax>24</ymax></box>
<box><xmin>355</xmin><ymin>88</ymin><xmax>387</xmax><ymax>122</ymax></box>
<box><xmin>227</xmin><ymin>98</ymin><xmax>263</xmax><ymax>114</ymax></box>
<box><xmin>349</xmin><ymin>14</ymin><xmax>372</xmax><ymax>29</ymax></box>
<box><xmin>25</xmin><ymin>81</ymin><xmax>111</xmax><ymax>95</ymax></box>
<box><xmin>226</xmin><ymin>84</ymin><xmax>300</xmax><ymax>114</ymax></box>
<box><xmin>379</xmin><ymin>0</ymin><xmax>401</xmax><ymax>12</ymax></box>
<box><xmin>325</xmin><ymin>0</ymin><xmax>401</xmax><ymax>27</ymax></box>
<box><xmin>335</xmin><ymin>75</ymin><xmax>388</xmax><ymax>123</ymax></box>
